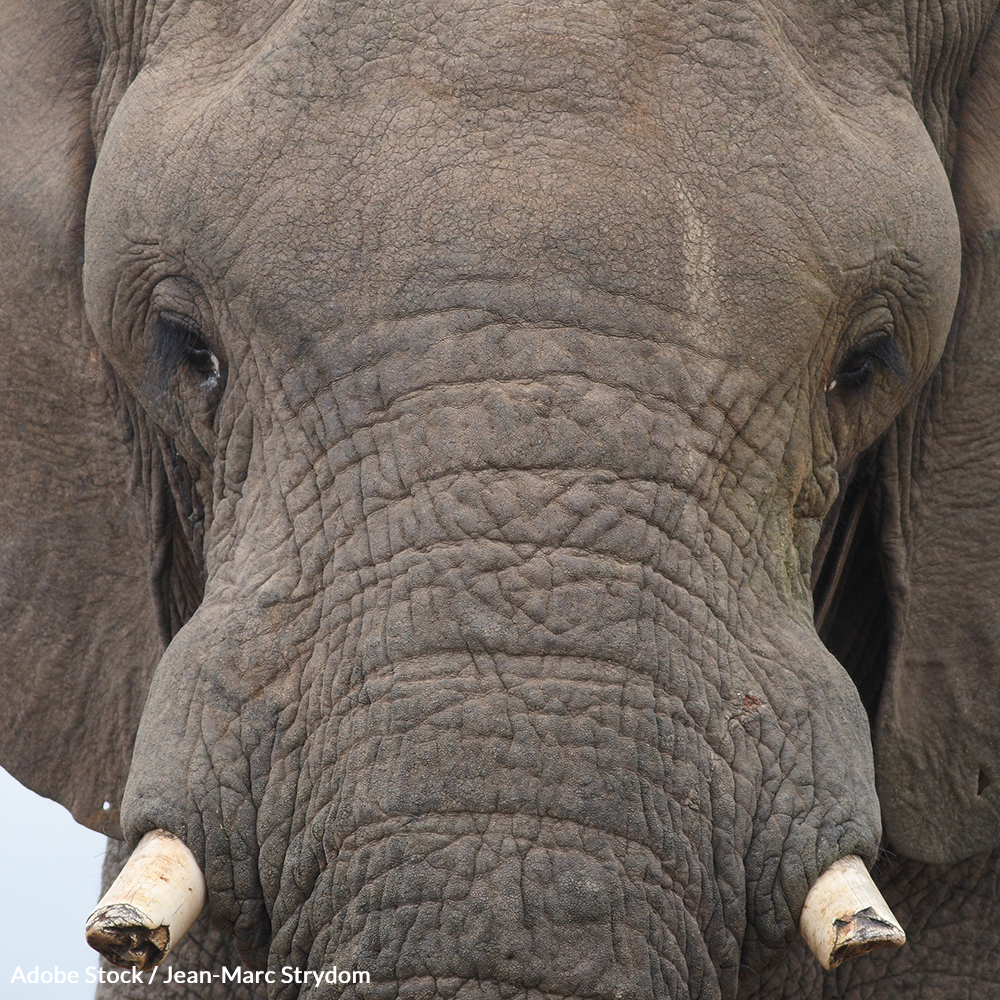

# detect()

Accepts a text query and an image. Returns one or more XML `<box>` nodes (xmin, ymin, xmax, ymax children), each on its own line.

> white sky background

<box><xmin>0</xmin><ymin>766</ymin><xmax>107</xmax><ymax>999</ymax></box>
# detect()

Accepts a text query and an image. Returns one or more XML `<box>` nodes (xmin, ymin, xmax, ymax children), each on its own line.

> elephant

<box><xmin>2</xmin><ymin>0</ymin><xmax>1000</xmax><ymax>997</ymax></box>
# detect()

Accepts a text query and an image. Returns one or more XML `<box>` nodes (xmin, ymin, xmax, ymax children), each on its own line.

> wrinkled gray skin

<box><xmin>2</xmin><ymin>1</ymin><xmax>1000</xmax><ymax>998</ymax></box>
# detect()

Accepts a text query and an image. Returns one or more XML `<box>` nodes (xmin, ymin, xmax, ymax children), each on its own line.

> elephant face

<box><xmin>3</xmin><ymin>2</ymin><xmax>1000</xmax><ymax>998</ymax></box>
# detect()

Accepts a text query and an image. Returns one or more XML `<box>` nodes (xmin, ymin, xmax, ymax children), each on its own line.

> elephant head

<box><xmin>2</xmin><ymin>2</ymin><xmax>1000</xmax><ymax>998</ymax></box>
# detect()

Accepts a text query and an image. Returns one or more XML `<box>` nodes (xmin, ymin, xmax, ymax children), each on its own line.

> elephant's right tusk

<box><xmin>799</xmin><ymin>854</ymin><xmax>906</xmax><ymax>970</ymax></box>
<box><xmin>85</xmin><ymin>829</ymin><xmax>206</xmax><ymax>971</ymax></box>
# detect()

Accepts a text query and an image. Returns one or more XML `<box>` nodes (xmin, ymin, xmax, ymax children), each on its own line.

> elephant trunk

<box><xmin>271</xmin><ymin>647</ymin><xmax>731</xmax><ymax>999</ymax></box>
<box><xmin>117</xmin><ymin>373</ymin><xmax>886</xmax><ymax>992</ymax></box>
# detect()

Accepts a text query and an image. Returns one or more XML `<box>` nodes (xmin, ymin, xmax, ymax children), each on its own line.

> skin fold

<box><xmin>1</xmin><ymin>1</ymin><xmax>999</xmax><ymax>998</ymax></box>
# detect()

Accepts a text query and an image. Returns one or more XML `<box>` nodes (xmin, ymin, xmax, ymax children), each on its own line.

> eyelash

<box><xmin>827</xmin><ymin>333</ymin><xmax>905</xmax><ymax>393</ymax></box>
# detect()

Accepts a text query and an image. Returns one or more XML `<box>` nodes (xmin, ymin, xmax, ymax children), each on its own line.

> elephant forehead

<box><xmin>86</xmin><ymin>0</ymin><xmax>955</xmax><ymax>372</ymax></box>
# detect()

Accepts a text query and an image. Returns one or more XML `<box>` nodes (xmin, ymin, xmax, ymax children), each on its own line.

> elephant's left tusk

<box><xmin>799</xmin><ymin>854</ymin><xmax>906</xmax><ymax>970</ymax></box>
<box><xmin>85</xmin><ymin>829</ymin><xmax>206</xmax><ymax>971</ymax></box>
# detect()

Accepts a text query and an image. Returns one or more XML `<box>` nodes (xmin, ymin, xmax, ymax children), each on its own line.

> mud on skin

<box><xmin>2</xmin><ymin>1</ymin><xmax>1000</xmax><ymax>999</ymax></box>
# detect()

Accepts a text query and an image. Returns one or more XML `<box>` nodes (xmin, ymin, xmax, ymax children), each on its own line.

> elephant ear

<box><xmin>0</xmin><ymin>1</ymin><xmax>162</xmax><ymax>837</ymax></box>
<box><xmin>866</xmin><ymin>12</ymin><xmax>1000</xmax><ymax>863</ymax></box>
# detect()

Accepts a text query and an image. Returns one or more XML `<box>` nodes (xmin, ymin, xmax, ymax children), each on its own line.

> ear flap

<box><xmin>0</xmin><ymin>1</ymin><xmax>161</xmax><ymax>837</ymax></box>
<box><xmin>870</xmin><ymin>11</ymin><xmax>1000</xmax><ymax>863</ymax></box>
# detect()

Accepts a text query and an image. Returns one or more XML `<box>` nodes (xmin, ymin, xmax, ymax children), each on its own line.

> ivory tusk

<box><xmin>799</xmin><ymin>854</ymin><xmax>906</xmax><ymax>970</ymax></box>
<box><xmin>85</xmin><ymin>829</ymin><xmax>206</xmax><ymax>971</ymax></box>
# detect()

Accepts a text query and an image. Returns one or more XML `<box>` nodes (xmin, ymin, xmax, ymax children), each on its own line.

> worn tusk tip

<box><xmin>800</xmin><ymin>854</ymin><xmax>906</xmax><ymax>971</ymax></box>
<box><xmin>85</xmin><ymin>904</ymin><xmax>171</xmax><ymax>972</ymax></box>
<box><xmin>822</xmin><ymin>904</ymin><xmax>906</xmax><ymax>969</ymax></box>
<box><xmin>85</xmin><ymin>829</ymin><xmax>206</xmax><ymax>970</ymax></box>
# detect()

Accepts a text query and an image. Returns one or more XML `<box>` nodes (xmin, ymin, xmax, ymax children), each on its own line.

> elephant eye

<box><xmin>139</xmin><ymin>294</ymin><xmax>226</xmax><ymax>461</ymax></box>
<box><xmin>828</xmin><ymin>354</ymin><xmax>872</xmax><ymax>391</ymax></box>
<box><xmin>827</xmin><ymin>332</ymin><xmax>905</xmax><ymax>393</ymax></box>
<box><xmin>153</xmin><ymin>313</ymin><xmax>224</xmax><ymax>392</ymax></box>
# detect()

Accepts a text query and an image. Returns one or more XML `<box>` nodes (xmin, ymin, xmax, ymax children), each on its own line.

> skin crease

<box><xmin>0</xmin><ymin>2</ymin><xmax>999</xmax><ymax>1000</ymax></box>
